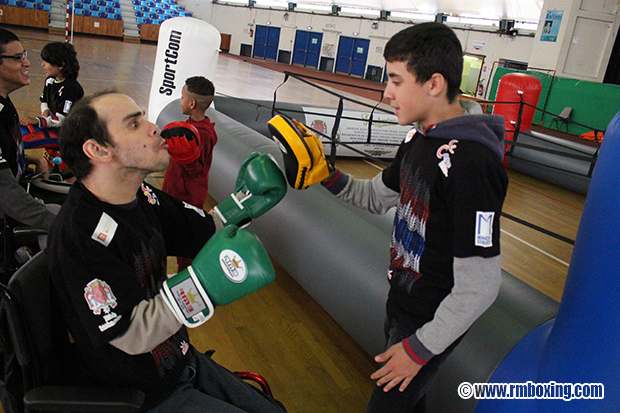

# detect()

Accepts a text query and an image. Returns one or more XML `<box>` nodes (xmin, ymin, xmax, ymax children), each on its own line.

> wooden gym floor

<box><xmin>5</xmin><ymin>26</ymin><xmax>585</xmax><ymax>412</ymax></box>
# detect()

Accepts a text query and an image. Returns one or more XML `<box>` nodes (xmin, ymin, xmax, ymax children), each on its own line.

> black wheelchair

<box><xmin>0</xmin><ymin>170</ymin><xmax>71</xmax><ymax>284</ymax></box>
<box><xmin>0</xmin><ymin>250</ymin><xmax>276</xmax><ymax>412</ymax></box>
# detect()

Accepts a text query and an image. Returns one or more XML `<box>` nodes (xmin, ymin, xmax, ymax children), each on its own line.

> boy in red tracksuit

<box><xmin>162</xmin><ymin>76</ymin><xmax>218</xmax><ymax>271</ymax></box>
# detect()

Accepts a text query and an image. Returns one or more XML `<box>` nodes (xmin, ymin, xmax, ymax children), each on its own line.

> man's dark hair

<box><xmin>41</xmin><ymin>42</ymin><xmax>80</xmax><ymax>79</ymax></box>
<box><xmin>384</xmin><ymin>22</ymin><xmax>463</xmax><ymax>102</ymax></box>
<box><xmin>59</xmin><ymin>91</ymin><xmax>116</xmax><ymax>179</ymax></box>
<box><xmin>0</xmin><ymin>28</ymin><xmax>20</xmax><ymax>62</ymax></box>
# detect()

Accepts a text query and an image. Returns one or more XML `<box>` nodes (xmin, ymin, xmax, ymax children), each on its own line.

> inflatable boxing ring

<box><xmin>150</xmin><ymin>20</ymin><xmax>617</xmax><ymax>411</ymax></box>
<box><xmin>493</xmin><ymin>73</ymin><xmax>597</xmax><ymax>195</ymax></box>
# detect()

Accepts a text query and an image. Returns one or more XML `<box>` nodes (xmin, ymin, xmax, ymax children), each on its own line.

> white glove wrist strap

<box><xmin>162</xmin><ymin>266</ymin><xmax>215</xmax><ymax>328</ymax></box>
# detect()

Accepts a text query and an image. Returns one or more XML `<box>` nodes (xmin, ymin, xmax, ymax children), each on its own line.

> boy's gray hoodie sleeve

<box><xmin>322</xmin><ymin>169</ymin><xmax>399</xmax><ymax>214</ymax></box>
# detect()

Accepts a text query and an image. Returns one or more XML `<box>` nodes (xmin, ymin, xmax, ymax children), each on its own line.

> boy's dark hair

<box><xmin>41</xmin><ymin>42</ymin><xmax>80</xmax><ymax>80</ymax></box>
<box><xmin>59</xmin><ymin>91</ymin><xmax>116</xmax><ymax>179</ymax></box>
<box><xmin>185</xmin><ymin>76</ymin><xmax>214</xmax><ymax>109</ymax></box>
<box><xmin>186</xmin><ymin>76</ymin><xmax>214</xmax><ymax>97</ymax></box>
<box><xmin>384</xmin><ymin>22</ymin><xmax>463</xmax><ymax>102</ymax></box>
<box><xmin>0</xmin><ymin>28</ymin><xmax>20</xmax><ymax>61</ymax></box>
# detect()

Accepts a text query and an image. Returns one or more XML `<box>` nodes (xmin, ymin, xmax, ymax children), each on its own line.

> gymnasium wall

<box><xmin>188</xmin><ymin>2</ymin><xmax>536</xmax><ymax>80</ymax></box>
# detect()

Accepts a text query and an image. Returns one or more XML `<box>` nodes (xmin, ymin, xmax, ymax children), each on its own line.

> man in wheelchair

<box><xmin>0</xmin><ymin>29</ymin><xmax>64</xmax><ymax>279</ymax></box>
<box><xmin>47</xmin><ymin>91</ymin><xmax>287</xmax><ymax>411</ymax></box>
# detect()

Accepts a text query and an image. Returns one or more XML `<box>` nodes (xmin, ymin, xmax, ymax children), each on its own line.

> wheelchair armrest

<box><xmin>24</xmin><ymin>385</ymin><xmax>145</xmax><ymax>413</ymax></box>
<box><xmin>32</xmin><ymin>178</ymin><xmax>72</xmax><ymax>195</ymax></box>
<box><xmin>13</xmin><ymin>226</ymin><xmax>47</xmax><ymax>247</ymax></box>
<box><xmin>13</xmin><ymin>227</ymin><xmax>47</xmax><ymax>237</ymax></box>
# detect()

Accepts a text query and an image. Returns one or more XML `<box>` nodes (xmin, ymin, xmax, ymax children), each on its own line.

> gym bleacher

<box><xmin>1</xmin><ymin>0</ymin><xmax>51</xmax><ymax>10</ymax></box>
<box><xmin>1</xmin><ymin>0</ymin><xmax>192</xmax><ymax>27</ymax></box>
<box><xmin>133</xmin><ymin>0</ymin><xmax>191</xmax><ymax>28</ymax></box>
<box><xmin>68</xmin><ymin>0</ymin><xmax>123</xmax><ymax>20</ymax></box>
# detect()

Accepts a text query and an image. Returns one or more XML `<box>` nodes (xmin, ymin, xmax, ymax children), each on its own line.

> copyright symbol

<box><xmin>458</xmin><ymin>382</ymin><xmax>474</xmax><ymax>399</ymax></box>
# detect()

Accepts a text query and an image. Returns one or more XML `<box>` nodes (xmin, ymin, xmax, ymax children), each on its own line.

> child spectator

<box><xmin>20</xmin><ymin>41</ymin><xmax>84</xmax><ymax>175</ymax></box>
<box><xmin>162</xmin><ymin>76</ymin><xmax>218</xmax><ymax>272</ymax></box>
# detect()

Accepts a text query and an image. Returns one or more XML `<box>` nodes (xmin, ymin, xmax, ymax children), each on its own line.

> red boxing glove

<box><xmin>161</xmin><ymin>121</ymin><xmax>201</xmax><ymax>164</ymax></box>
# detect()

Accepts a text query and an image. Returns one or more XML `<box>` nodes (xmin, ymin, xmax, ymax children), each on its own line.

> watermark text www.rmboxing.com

<box><xmin>458</xmin><ymin>381</ymin><xmax>604</xmax><ymax>401</ymax></box>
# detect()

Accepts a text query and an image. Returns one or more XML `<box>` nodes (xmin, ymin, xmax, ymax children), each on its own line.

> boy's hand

<box><xmin>371</xmin><ymin>342</ymin><xmax>423</xmax><ymax>392</ymax></box>
<box><xmin>161</xmin><ymin>121</ymin><xmax>201</xmax><ymax>164</ymax></box>
<box><xmin>19</xmin><ymin>116</ymin><xmax>39</xmax><ymax>126</ymax></box>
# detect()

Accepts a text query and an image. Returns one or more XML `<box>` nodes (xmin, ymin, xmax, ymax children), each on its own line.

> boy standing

<box><xmin>162</xmin><ymin>76</ymin><xmax>218</xmax><ymax>271</ymax></box>
<box><xmin>270</xmin><ymin>22</ymin><xmax>508</xmax><ymax>412</ymax></box>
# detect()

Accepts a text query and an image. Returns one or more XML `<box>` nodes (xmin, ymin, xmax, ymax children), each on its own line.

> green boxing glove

<box><xmin>211</xmin><ymin>152</ymin><xmax>287</xmax><ymax>227</ymax></box>
<box><xmin>161</xmin><ymin>225</ymin><xmax>275</xmax><ymax>327</ymax></box>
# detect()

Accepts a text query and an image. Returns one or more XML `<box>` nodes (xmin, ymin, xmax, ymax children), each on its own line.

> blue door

<box><xmin>305</xmin><ymin>32</ymin><xmax>322</xmax><ymax>69</ymax></box>
<box><xmin>335</xmin><ymin>36</ymin><xmax>354</xmax><ymax>74</ymax></box>
<box><xmin>292</xmin><ymin>31</ymin><xmax>323</xmax><ymax>69</ymax></box>
<box><xmin>253</xmin><ymin>25</ymin><xmax>268</xmax><ymax>59</ymax></box>
<box><xmin>336</xmin><ymin>36</ymin><xmax>369</xmax><ymax>77</ymax></box>
<box><xmin>266</xmin><ymin>27</ymin><xmax>280</xmax><ymax>61</ymax></box>
<box><xmin>254</xmin><ymin>25</ymin><xmax>280</xmax><ymax>60</ymax></box>
<box><xmin>350</xmin><ymin>38</ymin><xmax>369</xmax><ymax>77</ymax></box>
<box><xmin>292</xmin><ymin>31</ymin><xmax>309</xmax><ymax>65</ymax></box>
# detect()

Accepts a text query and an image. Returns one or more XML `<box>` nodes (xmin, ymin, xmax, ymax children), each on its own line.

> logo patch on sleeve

<box><xmin>84</xmin><ymin>279</ymin><xmax>122</xmax><ymax>332</ymax></box>
<box><xmin>92</xmin><ymin>212</ymin><xmax>118</xmax><ymax>247</ymax></box>
<box><xmin>475</xmin><ymin>211</ymin><xmax>494</xmax><ymax>248</ymax></box>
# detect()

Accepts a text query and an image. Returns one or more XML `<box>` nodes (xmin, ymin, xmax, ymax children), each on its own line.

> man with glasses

<box><xmin>0</xmin><ymin>28</ymin><xmax>58</xmax><ymax>232</ymax></box>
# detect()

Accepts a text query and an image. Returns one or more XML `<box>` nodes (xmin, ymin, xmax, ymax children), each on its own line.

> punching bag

<box><xmin>492</xmin><ymin>73</ymin><xmax>541</xmax><ymax>166</ymax></box>
<box><xmin>148</xmin><ymin>17</ymin><xmax>220</xmax><ymax>124</ymax></box>
<box><xmin>476</xmin><ymin>111</ymin><xmax>620</xmax><ymax>412</ymax></box>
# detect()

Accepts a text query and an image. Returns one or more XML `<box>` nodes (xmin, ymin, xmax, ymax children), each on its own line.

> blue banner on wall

<box><xmin>541</xmin><ymin>10</ymin><xmax>563</xmax><ymax>42</ymax></box>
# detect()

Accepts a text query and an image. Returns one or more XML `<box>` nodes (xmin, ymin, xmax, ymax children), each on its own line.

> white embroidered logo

<box><xmin>436</xmin><ymin>140</ymin><xmax>458</xmax><ymax>177</ymax></box>
<box><xmin>475</xmin><ymin>211</ymin><xmax>495</xmax><ymax>248</ymax></box>
<box><xmin>84</xmin><ymin>279</ymin><xmax>122</xmax><ymax>332</ymax></box>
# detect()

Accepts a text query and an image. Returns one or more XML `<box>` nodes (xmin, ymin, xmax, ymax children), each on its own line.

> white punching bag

<box><xmin>148</xmin><ymin>17</ymin><xmax>220</xmax><ymax>125</ymax></box>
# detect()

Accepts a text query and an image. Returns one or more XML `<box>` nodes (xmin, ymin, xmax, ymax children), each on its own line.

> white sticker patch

<box><xmin>475</xmin><ymin>211</ymin><xmax>494</xmax><ymax>248</ymax></box>
<box><xmin>91</xmin><ymin>212</ymin><xmax>118</xmax><ymax>247</ymax></box>
<box><xmin>63</xmin><ymin>100</ymin><xmax>73</xmax><ymax>113</ymax></box>
<box><xmin>219</xmin><ymin>249</ymin><xmax>247</xmax><ymax>283</ymax></box>
<box><xmin>404</xmin><ymin>128</ymin><xmax>416</xmax><ymax>143</ymax></box>
<box><xmin>183</xmin><ymin>201</ymin><xmax>205</xmax><ymax>217</ymax></box>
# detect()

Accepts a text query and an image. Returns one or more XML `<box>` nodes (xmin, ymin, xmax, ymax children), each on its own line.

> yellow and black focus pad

<box><xmin>267</xmin><ymin>115</ymin><xmax>333</xmax><ymax>190</ymax></box>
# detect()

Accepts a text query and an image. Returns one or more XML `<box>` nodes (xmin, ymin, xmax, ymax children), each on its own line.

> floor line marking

<box><xmin>502</xmin><ymin>229</ymin><xmax>570</xmax><ymax>267</ymax></box>
<box><xmin>509</xmin><ymin>179</ymin><xmax>583</xmax><ymax>212</ymax></box>
<box><xmin>363</xmin><ymin>159</ymin><xmax>385</xmax><ymax>170</ymax></box>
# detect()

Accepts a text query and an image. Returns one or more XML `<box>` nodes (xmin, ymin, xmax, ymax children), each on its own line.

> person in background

<box><xmin>20</xmin><ymin>41</ymin><xmax>84</xmax><ymax>177</ymax></box>
<box><xmin>0</xmin><ymin>28</ymin><xmax>58</xmax><ymax>230</ymax></box>
<box><xmin>162</xmin><ymin>76</ymin><xmax>218</xmax><ymax>272</ymax></box>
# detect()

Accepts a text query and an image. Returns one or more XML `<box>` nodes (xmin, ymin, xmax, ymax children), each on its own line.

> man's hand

<box><xmin>370</xmin><ymin>342</ymin><xmax>423</xmax><ymax>392</ymax></box>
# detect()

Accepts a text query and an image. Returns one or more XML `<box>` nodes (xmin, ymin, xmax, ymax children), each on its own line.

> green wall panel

<box><xmin>487</xmin><ymin>67</ymin><xmax>620</xmax><ymax>137</ymax></box>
